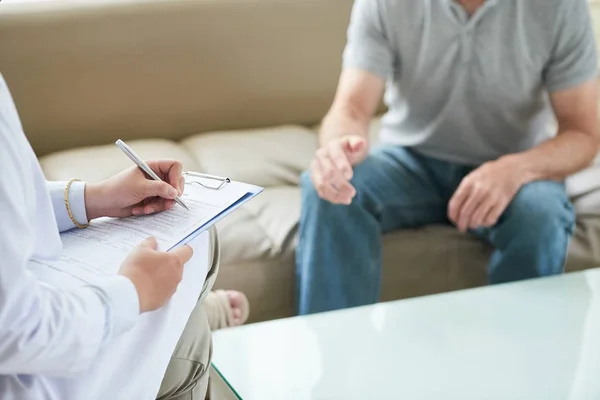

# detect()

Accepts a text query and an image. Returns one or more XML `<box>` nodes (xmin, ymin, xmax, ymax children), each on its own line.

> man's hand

<box><xmin>85</xmin><ymin>160</ymin><xmax>185</xmax><ymax>220</ymax></box>
<box><xmin>448</xmin><ymin>158</ymin><xmax>525</xmax><ymax>232</ymax></box>
<box><xmin>310</xmin><ymin>135</ymin><xmax>368</xmax><ymax>205</ymax></box>
<box><xmin>119</xmin><ymin>237</ymin><xmax>193</xmax><ymax>313</ymax></box>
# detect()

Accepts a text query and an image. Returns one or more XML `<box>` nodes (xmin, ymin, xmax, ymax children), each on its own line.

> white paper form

<box><xmin>27</xmin><ymin>178</ymin><xmax>260</xmax><ymax>400</ymax></box>
<box><xmin>40</xmin><ymin>233</ymin><xmax>210</xmax><ymax>400</ymax></box>
<box><xmin>29</xmin><ymin>179</ymin><xmax>251</xmax><ymax>286</ymax></box>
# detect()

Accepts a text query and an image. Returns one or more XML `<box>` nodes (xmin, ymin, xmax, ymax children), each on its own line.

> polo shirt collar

<box><xmin>446</xmin><ymin>0</ymin><xmax>498</xmax><ymax>5</ymax></box>
<box><xmin>444</xmin><ymin>0</ymin><xmax>498</xmax><ymax>26</ymax></box>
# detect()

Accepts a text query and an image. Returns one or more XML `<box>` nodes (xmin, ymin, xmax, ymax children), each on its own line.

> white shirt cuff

<box><xmin>91</xmin><ymin>276</ymin><xmax>140</xmax><ymax>341</ymax></box>
<box><xmin>48</xmin><ymin>180</ymin><xmax>89</xmax><ymax>232</ymax></box>
<box><xmin>66</xmin><ymin>181</ymin><xmax>89</xmax><ymax>227</ymax></box>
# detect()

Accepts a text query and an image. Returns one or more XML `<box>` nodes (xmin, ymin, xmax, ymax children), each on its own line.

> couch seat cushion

<box><xmin>216</xmin><ymin>186</ymin><xmax>300</xmax><ymax>265</ymax></box>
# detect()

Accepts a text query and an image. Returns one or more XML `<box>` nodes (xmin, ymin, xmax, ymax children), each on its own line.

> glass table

<box><xmin>211</xmin><ymin>269</ymin><xmax>600</xmax><ymax>399</ymax></box>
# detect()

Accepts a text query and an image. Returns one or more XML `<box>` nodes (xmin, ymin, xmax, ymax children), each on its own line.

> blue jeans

<box><xmin>296</xmin><ymin>146</ymin><xmax>575</xmax><ymax>315</ymax></box>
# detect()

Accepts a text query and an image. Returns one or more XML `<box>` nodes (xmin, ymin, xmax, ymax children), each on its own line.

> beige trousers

<box><xmin>156</xmin><ymin>228</ymin><xmax>220</xmax><ymax>400</ymax></box>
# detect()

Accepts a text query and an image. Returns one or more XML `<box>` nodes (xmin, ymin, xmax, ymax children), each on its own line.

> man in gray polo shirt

<box><xmin>297</xmin><ymin>0</ymin><xmax>600</xmax><ymax>314</ymax></box>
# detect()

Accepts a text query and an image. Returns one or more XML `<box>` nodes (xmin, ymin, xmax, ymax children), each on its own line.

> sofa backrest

<box><xmin>3</xmin><ymin>0</ymin><xmax>600</xmax><ymax>157</ymax></box>
<box><xmin>0</xmin><ymin>0</ymin><xmax>353</xmax><ymax>156</ymax></box>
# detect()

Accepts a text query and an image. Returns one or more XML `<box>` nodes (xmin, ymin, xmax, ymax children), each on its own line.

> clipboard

<box><xmin>183</xmin><ymin>171</ymin><xmax>231</xmax><ymax>190</ymax></box>
<box><xmin>171</xmin><ymin>172</ymin><xmax>263</xmax><ymax>248</ymax></box>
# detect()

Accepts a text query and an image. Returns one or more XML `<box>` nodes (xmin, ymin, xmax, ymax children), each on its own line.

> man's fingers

<box><xmin>172</xmin><ymin>244</ymin><xmax>194</xmax><ymax>264</ymax></box>
<box><xmin>316</xmin><ymin>154</ymin><xmax>344</xmax><ymax>189</ymax></box>
<box><xmin>448</xmin><ymin>183</ymin><xmax>471</xmax><ymax>223</ymax></box>
<box><xmin>470</xmin><ymin>200</ymin><xmax>494</xmax><ymax>229</ymax></box>
<box><xmin>457</xmin><ymin>192</ymin><xmax>484</xmax><ymax>232</ymax></box>
<box><xmin>343</xmin><ymin>136</ymin><xmax>366</xmax><ymax>157</ymax></box>
<box><xmin>316</xmin><ymin>151</ymin><xmax>336</xmax><ymax>182</ymax></box>
<box><xmin>316</xmin><ymin>156</ymin><xmax>354</xmax><ymax>204</ymax></box>
<box><xmin>312</xmin><ymin>171</ymin><xmax>339</xmax><ymax>202</ymax></box>
<box><xmin>311</xmin><ymin>162</ymin><xmax>344</xmax><ymax>203</ymax></box>
<box><xmin>319</xmin><ymin>182</ymin><xmax>354</xmax><ymax>205</ymax></box>
<box><xmin>321</xmin><ymin>155</ymin><xmax>356</xmax><ymax>198</ymax></box>
<box><xmin>336</xmin><ymin>182</ymin><xmax>356</xmax><ymax>204</ymax></box>
<box><xmin>311</xmin><ymin>143</ymin><xmax>359</xmax><ymax>205</ymax></box>
<box><xmin>484</xmin><ymin>200</ymin><xmax>509</xmax><ymax>227</ymax></box>
<box><xmin>329</xmin><ymin>145</ymin><xmax>353</xmax><ymax>180</ymax></box>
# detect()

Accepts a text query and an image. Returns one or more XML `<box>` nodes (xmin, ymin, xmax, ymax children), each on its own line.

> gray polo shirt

<box><xmin>343</xmin><ymin>0</ymin><xmax>598</xmax><ymax>165</ymax></box>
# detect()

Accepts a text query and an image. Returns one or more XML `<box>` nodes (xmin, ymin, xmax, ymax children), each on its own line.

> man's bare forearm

<box><xmin>319</xmin><ymin>104</ymin><xmax>371</xmax><ymax>147</ymax></box>
<box><xmin>319</xmin><ymin>69</ymin><xmax>385</xmax><ymax>147</ymax></box>
<box><xmin>502</xmin><ymin>129</ymin><xmax>599</xmax><ymax>185</ymax></box>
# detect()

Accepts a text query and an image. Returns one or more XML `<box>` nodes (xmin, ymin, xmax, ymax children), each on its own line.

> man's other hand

<box><xmin>448</xmin><ymin>158</ymin><xmax>525</xmax><ymax>232</ymax></box>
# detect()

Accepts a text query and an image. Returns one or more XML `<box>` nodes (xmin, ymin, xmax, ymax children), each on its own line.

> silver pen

<box><xmin>115</xmin><ymin>139</ymin><xmax>190</xmax><ymax>211</ymax></box>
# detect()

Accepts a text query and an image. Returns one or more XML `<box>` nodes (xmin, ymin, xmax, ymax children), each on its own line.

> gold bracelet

<box><xmin>64</xmin><ymin>178</ymin><xmax>89</xmax><ymax>229</ymax></box>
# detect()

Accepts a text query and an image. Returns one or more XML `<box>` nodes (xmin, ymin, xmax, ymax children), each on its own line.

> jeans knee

<box><xmin>348</xmin><ymin>156</ymin><xmax>383</xmax><ymax>191</ymax></box>
<box><xmin>300</xmin><ymin>170</ymin><xmax>315</xmax><ymax>195</ymax></box>
<box><xmin>300</xmin><ymin>156</ymin><xmax>379</xmax><ymax>198</ymax></box>
<box><xmin>300</xmin><ymin>170</ymin><xmax>325</xmax><ymax>208</ymax></box>
<box><xmin>502</xmin><ymin>181</ymin><xmax>575</xmax><ymax>245</ymax></box>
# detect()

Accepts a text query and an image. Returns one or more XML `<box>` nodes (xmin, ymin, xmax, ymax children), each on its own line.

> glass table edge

<box><xmin>212</xmin><ymin>362</ymin><xmax>243</xmax><ymax>400</ymax></box>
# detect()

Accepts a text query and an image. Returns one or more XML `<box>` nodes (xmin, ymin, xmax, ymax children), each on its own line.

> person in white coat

<box><xmin>0</xmin><ymin>73</ymin><xmax>224</xmax><ymax>399</ymax></box>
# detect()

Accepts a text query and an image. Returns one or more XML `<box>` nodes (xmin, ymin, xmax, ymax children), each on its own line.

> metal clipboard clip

<box><xmin>183</xmin><ymin>171</ymin><xmax>231</xmax><ymax>190</ymax></box>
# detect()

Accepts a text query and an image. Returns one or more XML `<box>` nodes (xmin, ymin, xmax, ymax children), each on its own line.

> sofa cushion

<box><xmin>380</xmin><ymin>225</ymin><xmax>491</xmax><ymax>301</ymax></box>
<box><xmin>215</xmin><ymin>186</ymin><xmax>300</xmax><ymax>265</ymax></box>
<box><xmin>566</xmin><ymin>152</ymin><xmax>600</xmax><ymax>207</ymax></box>
<box><xmin>181</xmin><ymin>126</ymin><xmax>317</xmax><ymax>188</ymax></box>
<box><xmin>40</xmin><ymin>139</ymin><xmax>200</xmax><ymax>182</ymax></box>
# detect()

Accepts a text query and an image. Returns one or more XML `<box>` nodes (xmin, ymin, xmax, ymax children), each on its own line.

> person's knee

<box><xmin>502</xmin><ymin>181</ymin><xmax>575</xmax><ymax>245</ymax></box>
<box><xmin>299</xmin><ymin>170</ymin><xmax>337</xmax><ymax>216</ymax></box>
<box><xmin>300</xmin><ymin>170</ymin><xmax>318</xmax><ymax>200</ymax></box>
<box><xmin>157</xmin><ymin>310</ymin><xmax>212</xmax><ymax>400</ymax></box>
<box><xmin>198</xmin><ymin>227</ymin><xmax>219</xmax><ymax>303</ymax></box>
<box><xmin>159</xmin><ymin>357</ymin><xmax>210</xmax><ymax>399</ymax></box>
<box><xmin>207</xmin><ymin>227</ymin><xmax>220</xmax><ymax>278</ymax></box>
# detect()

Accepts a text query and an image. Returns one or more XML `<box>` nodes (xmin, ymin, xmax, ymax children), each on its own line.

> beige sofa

<box><xmin>1</xmin><ymin>0</ymin><xmax>600</xmax><ymax>323</ymax></box>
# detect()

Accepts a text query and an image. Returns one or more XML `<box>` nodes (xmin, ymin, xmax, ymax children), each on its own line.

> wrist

<box><xmin>118</xmin><ymin>272</ymin><xmax>147</xmax><ymax>313</ymax></box>
<box><xmin>498</xmin><ymin>153</ymin><xmax>539</xmax><ymax>186</ymax></box>
<box><xmin>84</xmin><ymin>182</ymin><xmax>108</xmax><ymax>220</ymax></box>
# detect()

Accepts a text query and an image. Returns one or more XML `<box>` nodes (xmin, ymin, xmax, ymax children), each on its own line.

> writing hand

<box><xmin>85</xmin><ymin>159</ymin><xmax>185</xmax><ymax>219</ymax></box>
